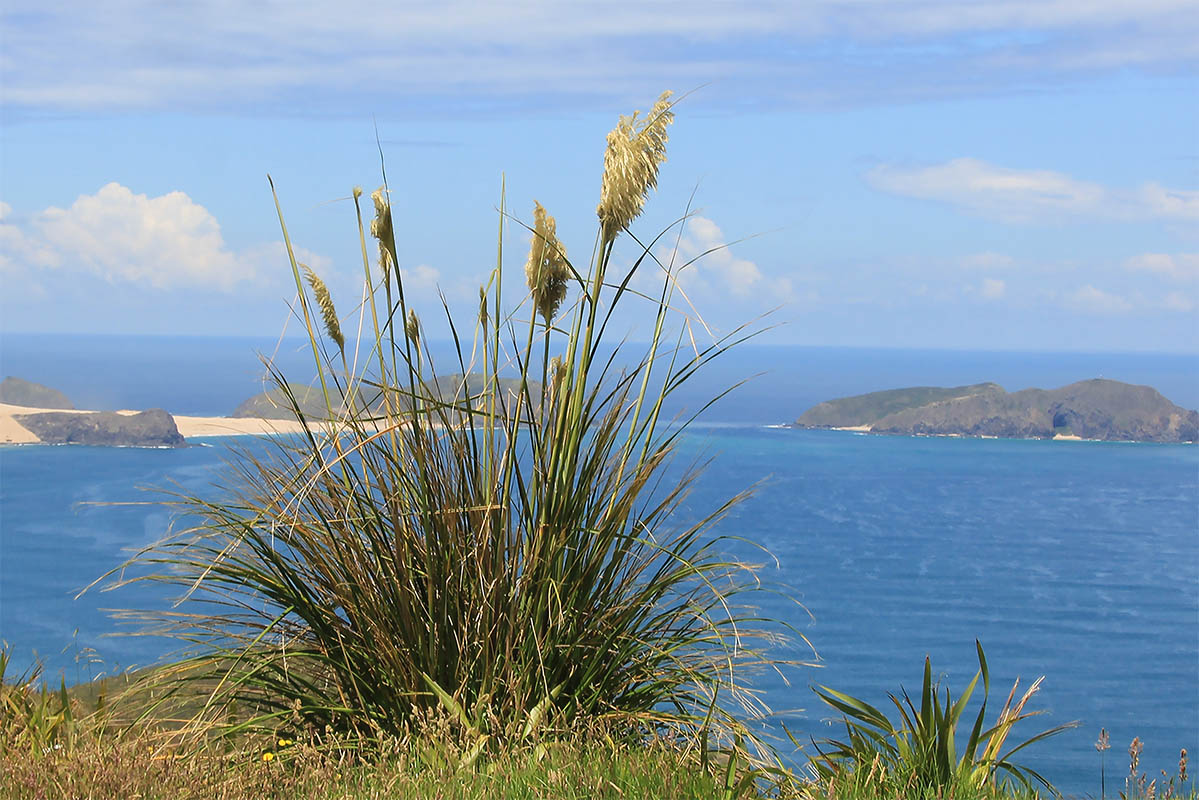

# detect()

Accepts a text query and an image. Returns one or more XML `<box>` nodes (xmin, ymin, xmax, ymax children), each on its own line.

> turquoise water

<box><xmin>1</xmin><ymin>337</ymin><xmax>1196</xmax><ymax>795</ymax></box>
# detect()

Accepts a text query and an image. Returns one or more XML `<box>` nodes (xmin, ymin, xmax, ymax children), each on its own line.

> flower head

<box><xmin>302</xmin><ymin>264</ymin><xmax>344</xmax><ymax>354</ymax></box>
<box><xmin>370</xmin><ymin>186</ymin><xmax>394</xmax><ymax>279</ymax></box>
<box><xmin>406</xmin><ymin>309</ymin><xmax>420</xmax><ymax>344</ymax></box>
<box><xmin>524</xmin><ymin>201</ymin><xmax>570</xmax><ymax>323</ymax></box>
<box><xmin>597</xmin><ymin>90</ymin><xmax>674</xmax><ymax>244</ymax></box>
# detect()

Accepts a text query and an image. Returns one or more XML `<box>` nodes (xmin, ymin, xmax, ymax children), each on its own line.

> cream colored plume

<box><xmin>369</xmin><ymin>186</ymin><xmax>394</xmax><ymax>279</ymax></box>
<box><xmin>524</xmin><ymin>201</ymin><xmax>570</xmax><ymax>323</ymax></box>
<box><xmin>597</xmin><ymin>90</ymin><xmax>674</xmax><ymax>244</ymax></box>
<box><xmin>302</xmin><ymin>264</ymin><xmax>345</xmax><ymax>354</ymax></box>
<box><xmin>405</xmin><ymin>309</ymin><xmax>420</xmax><ymax>344</ymax></box>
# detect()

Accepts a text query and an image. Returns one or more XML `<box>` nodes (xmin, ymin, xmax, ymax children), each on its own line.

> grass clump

<box><xmin>807</xmin><ymin>643</ymin><xmax>1076</xmax><ymax>798</ymax></box>
<box><xmin>104</xmin><ymin>90</ymin><xmax>797</xmax><ymax>771</ymax></box>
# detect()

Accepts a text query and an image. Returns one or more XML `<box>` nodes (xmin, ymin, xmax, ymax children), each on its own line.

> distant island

<box><xmin>0</xmin><ymin>377</ymin><xmax>304</xmax><ymax>447</ymax></box>
<box><xmin>793</xmin><ymin>379</ymin><xmax>1198</xmax><ymax>443</ymax></box>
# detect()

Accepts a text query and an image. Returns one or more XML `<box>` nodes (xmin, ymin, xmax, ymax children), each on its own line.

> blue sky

<box><xmin>1</xmin><ymin>1</ymin><xmax>1196</xmax><ymax>352</ymax></box>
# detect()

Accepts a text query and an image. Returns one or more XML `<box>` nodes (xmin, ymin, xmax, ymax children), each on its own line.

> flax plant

<box><xmin>108</xmin><ymin>92</ymin><xmax>796</xmax><ymax>767</ymax></box>
<box><xmin>808</xmin><ymin>643</ymin><xmax>1076</xmax><ymax>796</ymax></box>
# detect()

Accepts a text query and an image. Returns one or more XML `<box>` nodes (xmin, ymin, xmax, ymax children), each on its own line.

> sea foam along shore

<box><xmin>0</xmin><ymin>402</ymin><xmax>306</xmax><ymax>445</ymax></box>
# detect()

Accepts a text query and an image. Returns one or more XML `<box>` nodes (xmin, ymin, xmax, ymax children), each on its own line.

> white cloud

<box><xmin>0</xmin><ymin>202</ymin><xmax>59</xmax><ymax>275</ymax></box>
<box><xmin>2</xmin><ymin>2</ymin><xmax>1196</xmax><ymax>114</ymax></box>
<box><xmin>867</xmin><ymin>158</ymin><xmax>1199</xmax><ymax>223</ymax></box>
<box><xmin>1125</xmin><ymin>252</ymin><xmax>1199</xmax><ymax>282</ymax></box>
<box><xmin>980</xmin><ymin>278</ymin><xmax>1006</xmax><ymax>299</ymax></box>
<box><xmin>1067</xmin><ymin>284</ymin><xmax>1133</xmax><ymax>314</ymax></box>
<box><xmin>5</xmin><ymin>184</ymin><xmax>322</xmax><ymax>292</ymax></box>
<box><xmin>402</xmin><ymin>264</ymin><xmax>441</xmax><ymax>292</ymax></box>
<box><xmin>669</xmin><ymin>216</ymin><xmax>785</xmax><ymax>300</ymax></box>
<box><xmin>961</xmin><ymin>251</ymin><xmax>1015</xmax><ymax>270</ymax></box>
<box><xmin>1162</xmin><ymin>291</ymin><xmax>1195</xmax><ymax>312</ymax></box>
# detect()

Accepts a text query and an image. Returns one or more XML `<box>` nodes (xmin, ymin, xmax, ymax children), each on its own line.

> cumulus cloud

<box><xmin>30</xmin><ymin>183</ymin><xmax>251</xmax><ymax>289</ymax></box>
<box><xmin>980</xmin><ymin>278</ymin><xmax>1006</xmax><ymax>299</ymax></box>
<box><xmin>961</xmin><ymin>251</ymin><xmax>1016</xmax><ymax>270</ymax></box>
<box><xmin>4</xmin><ymin>184</ymin><xmax>313</xmax><ymax>291</ymax></box>
<box><xmin>665</xmin><ymin>216</ymin><xmax>794</xmax><ymax>304</ymax></box>
<box><xmin>0</xmin><ymin>202</ymin><xmax>58</xmax><ymax>275</ymax></box>
<box><xmin>1067</xmin><ymin>284</ymin><xmax>1133</xmax><ymax>314</ymax></box>
<box><xmin>402</xmin><ymin>264</ymin><xmax>441</xmax><ymax>292</ymax></box>
<box><xmin>1125</xmin><ymin>252</ymin><xmax>1199</xmax><ymax>282</ymax></box>
<box><xmin>867</xmin><ymin>158</ymin><xmax>1199</xmax><ymax>223</ymax></box>
<box><xmin>3</xmin><ymin>1</ymin><xmax>1196</xmax><ymax>115</ymax></box>
<box><xmin>1162</xmin><ymin>291</ymin><xmax>1195</xmax><ymax>312</ymax></box>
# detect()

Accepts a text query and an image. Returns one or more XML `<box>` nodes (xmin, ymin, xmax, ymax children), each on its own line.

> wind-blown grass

<box><xmin>105</xmin><ymin>91</ymin><xmax>802</xmax><ymax>768</ymax></box>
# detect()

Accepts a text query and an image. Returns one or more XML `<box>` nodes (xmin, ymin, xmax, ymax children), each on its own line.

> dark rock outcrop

<box><xmin>795</xmin><ymin>379</ymin><xmax>1198</xmax><ymax>443</ymax></box>
<box><xmin>15</xmin><ymin>409</ymin><xmax>187</xmax><ymax>448</ymax></box>
<box><xmin>0</xmin><ymin>376</ymin><xmax>74</xmax><ymax>409</ymax></box>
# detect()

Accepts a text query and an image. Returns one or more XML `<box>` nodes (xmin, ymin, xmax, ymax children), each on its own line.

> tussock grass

<box><xmin>98</xmin><ymin>91</ymin><xmax>805</xmax><ymax>774</ymax></box>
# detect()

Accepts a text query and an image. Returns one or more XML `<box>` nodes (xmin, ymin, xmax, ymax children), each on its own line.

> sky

<box><xmin>1</xmin><ymin>1</ymin><xmax>1197</xmax><ymax>353</ymax></box>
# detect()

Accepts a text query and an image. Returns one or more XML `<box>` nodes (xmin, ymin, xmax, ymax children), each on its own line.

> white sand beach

<box><xmin>0</xmin><ymin>402</ymin><xmax>305</xmax><ymax>445</ymax></box>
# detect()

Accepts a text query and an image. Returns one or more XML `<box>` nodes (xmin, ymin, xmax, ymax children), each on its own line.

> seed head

<box><xmin>549</xmin><ymin>355</ymin><xmax>565</xmax><ymax>400</ymax></box>
<box><xmin>405</xmin><ymin>309</ymin><xmax>420</xmax><ymax>344</ymax></box>
<box><xmin>370</xmin><ymin>186</ymin><xmax>394</xmax><ymax>279</ymax></box>
<box><xmin>597</xmin><ymin>90</ymin><xmax>674</xmax><ymax>244</ymax></box>
<box><xmin>524</xmin><ymin>201</ymin><xmax>570</xmax><ymax>323</ymax></box>
<box><xmin>1096</xmin><ymin>728</ymin><xmax>1111</xmax><ymax>752</ymax></box>
<box><xmin>1180</xmin><ymin>749</ymin><xmax>1188</xmax><ymax>784</ymax></box>
<box><xmin>302</xmin><ymin>264</ymin><xmax>344</xmax><ymax>354</ymax></box>
<box><xmin>1130</xmin><ymin>737</ymin><xmax>1144</xmax><ymax>776</ymax></box>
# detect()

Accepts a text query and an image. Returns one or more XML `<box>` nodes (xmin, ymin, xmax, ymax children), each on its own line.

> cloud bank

<box><xmin>3</xmin><ymin>1</ymin><xmax>1196</xmax><ymax>115</ymax></box>
<box><xmin>868</xmin><ymin>158</ymin><xmax>1199</xmax><ymax>223</ymax></box>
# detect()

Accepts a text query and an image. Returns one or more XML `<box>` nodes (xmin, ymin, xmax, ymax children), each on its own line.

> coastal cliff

<box><xmin>794</xmin><ymin>379</ymin><xmax>1198</xmax><ymax>443</ymax></box>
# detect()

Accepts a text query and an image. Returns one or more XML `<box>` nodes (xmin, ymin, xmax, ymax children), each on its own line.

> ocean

<box><xmin>1</xmin><ymin>334</ymin><xmax>1196</xmax><ymax>796</ymax></box>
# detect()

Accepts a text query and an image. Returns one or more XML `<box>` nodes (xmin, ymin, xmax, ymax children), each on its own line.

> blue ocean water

<box><xmin>1</xmin><ymin>335</ymin><xmax>1196</xmax><ymax>796</ymax></box>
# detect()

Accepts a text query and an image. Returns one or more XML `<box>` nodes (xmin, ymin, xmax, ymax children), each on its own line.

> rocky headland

<box><xmin>794</xmin><ymin>379</ymin><xmax>1198</xmax><ymax>444</ymax></box>
<box><xmin>0</xmin><ymin>377</ymin><xmax>304</xmax><ymax>446</ymax></box>
<box><xmin>15</xmin><ymin>408</ymin><xmax>187</xmax><ymax>448</ymax></box>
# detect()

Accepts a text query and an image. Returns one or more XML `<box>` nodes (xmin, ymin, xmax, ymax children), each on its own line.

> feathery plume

<box><xmin>597</xmin><ymin>90</ymin><xmax>674</xmax><ymax>244</ymax></box>
<box><xmin>524</xmin><ymin>201</ymin><xmax>570</xmax><ymax>323</ymax></box>
<box><xmin>302</xmin><ymin>264</ymin><xmax>344</xmax><ymax>354</ymax></box>
<box><xmin>369</xmin><ymin>186</ymin><xmax>394</xmax><ymax>279</ymax></box>
<box><xmin>405</xmin><ymin>309</ymin><xmax>420</xmax><ymax>344</ymax></box>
